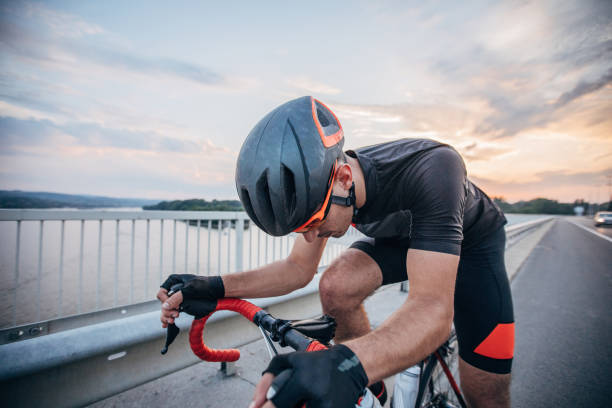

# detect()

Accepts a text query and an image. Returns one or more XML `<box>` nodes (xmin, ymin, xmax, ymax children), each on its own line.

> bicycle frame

<box><xmin>412</xmin><ymin>349</ymin><xmax>467</xmax><ymax>408</ymax></box>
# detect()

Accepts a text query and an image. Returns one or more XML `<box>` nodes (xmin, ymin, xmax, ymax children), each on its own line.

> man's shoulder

<box><xmin>351</xmin><ymin>138</ymin><xmax>445</xmax><ymax>155</ymax></box>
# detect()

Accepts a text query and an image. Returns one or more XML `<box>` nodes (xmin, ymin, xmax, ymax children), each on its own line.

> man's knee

<box><xmin>319</xmin><ymin>259</ymin><xmax>356</xmax><ymax>312</ymax></box>
<box><xmin>319</xmin><ymin>250</ymin><xmax>381</xmax><ymax>313</ymax></box>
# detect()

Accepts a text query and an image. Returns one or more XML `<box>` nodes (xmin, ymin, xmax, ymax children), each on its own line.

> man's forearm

<box><xmin>345</xmin><ymin>296</ymin><xmax>453</xmax><ymax>384</ymax></box>
<box><xmin>222</xmin><ymin>258</ymin><xmax>316</xmax><ymax>298</ymax></box>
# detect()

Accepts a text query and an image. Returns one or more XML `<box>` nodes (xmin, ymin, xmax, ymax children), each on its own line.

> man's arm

<box><xmin>223</xmin><ymin>234</ymin><xmax>327</xmax><ymax>298</ymax></box>
<box><xmin>159</xmin><ymin>234</ymin><xmax>327</xmax><ymax>319</ymax></box>
<box><xmin>345</xmin><ymin>248</ymin><xmax>459</xmax><ymax>383</ymax></box>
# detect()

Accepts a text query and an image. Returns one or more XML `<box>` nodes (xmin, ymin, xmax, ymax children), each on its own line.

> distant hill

<box><xmin>0</xmin><ymin>190</ymin><xmax>159</xmax><ymax>209</ymax></box>
<box><xmin>143</xmin><ymin>199</ymin><xmax>243</xmax><ymax>211</ymax></box>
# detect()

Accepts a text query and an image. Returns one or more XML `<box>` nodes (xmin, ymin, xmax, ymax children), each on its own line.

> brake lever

<box><xmin>161</xmin><ymin>283</ymin><xmax>184</xmax><ymax>355</ymax></box>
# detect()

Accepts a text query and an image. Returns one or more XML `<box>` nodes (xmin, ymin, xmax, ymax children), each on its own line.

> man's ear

<box><xmin>335</xmin><ymin>163</ymin><xmax>353</xmax><ymax>189</ymax></box>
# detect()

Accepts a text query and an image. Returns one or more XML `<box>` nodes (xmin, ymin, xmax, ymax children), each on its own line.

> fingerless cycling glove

<box><xmin>263</xmin><ymin>344</ymin><xmax>368</xmax><ymax>408</ymax></box>
<box><xmin>160</xmin><ymin>274</ymin><xmax>225</xmax><ymax>319</ymax></box>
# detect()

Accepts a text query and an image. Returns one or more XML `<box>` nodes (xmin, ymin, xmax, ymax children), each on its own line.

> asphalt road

<box><xmin>511</xmin><ymin>218</ymin><xmax>612</xmax><ymax>407</ymax></box>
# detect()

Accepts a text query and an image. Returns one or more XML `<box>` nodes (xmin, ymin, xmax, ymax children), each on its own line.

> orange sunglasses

<box><xmin>294</xmin><ymin>161</ymin><xmax>338</xmax><ymax>233</ymax></box>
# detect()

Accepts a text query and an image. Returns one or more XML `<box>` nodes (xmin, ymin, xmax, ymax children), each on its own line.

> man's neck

<box><xmin>346</xmin><ymin>155</ymin><xmax>366</xmax><ymax>209</ymax></box>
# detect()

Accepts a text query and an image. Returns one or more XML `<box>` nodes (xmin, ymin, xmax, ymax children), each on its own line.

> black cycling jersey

<box><xmin>347</xmin><ymin>138</ymin><xmax>514</xmax><ymax>374</ymax></box>
<box><xmin>347</xmin><ymin>138</ymin><xmax>507</xmax><ymax>256</ymax></box>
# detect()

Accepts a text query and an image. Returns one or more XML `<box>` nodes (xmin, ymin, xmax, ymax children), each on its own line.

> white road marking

<box><xmin>566</xmin><ymin>219</ymin><xmax>612</xmax><ymax>244</ymax></box>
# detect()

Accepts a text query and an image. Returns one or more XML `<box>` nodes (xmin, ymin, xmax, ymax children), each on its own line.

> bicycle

<box><xmin>161</xmin><ymin>289</ymin><xmax>466</xmax><ymax>408</ymax></box>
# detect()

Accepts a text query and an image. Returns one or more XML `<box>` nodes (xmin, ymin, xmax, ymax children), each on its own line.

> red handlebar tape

<box><xmin>189</xmin><ymin>298</ymin><xmax>263</xmax><ymax>362</ymax></box>
<box><xmin>306</xmin><ymin>340</ymin><xmax>327</xmax><ymax>352</ymax></box>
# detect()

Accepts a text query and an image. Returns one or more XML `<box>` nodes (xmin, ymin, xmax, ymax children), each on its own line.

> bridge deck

<box><xmin>90</xmin><ymin>218</ymin><xmax>611</xmax><ymax>407</ymax></box>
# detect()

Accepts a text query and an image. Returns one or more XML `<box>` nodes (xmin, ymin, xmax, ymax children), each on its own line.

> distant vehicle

<box><xmin>593</xmin><ymin>211</ymin><xmax>612</xmax><ymax>227</ymax></box>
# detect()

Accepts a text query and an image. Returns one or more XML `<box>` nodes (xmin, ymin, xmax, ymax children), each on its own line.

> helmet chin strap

<box><xmin>329</xmin><ymin>182</ymin><xmax>358</xmax><ymax>219</ymax></box>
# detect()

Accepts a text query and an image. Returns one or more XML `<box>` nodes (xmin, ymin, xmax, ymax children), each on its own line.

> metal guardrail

<box><xmin>505</xmin><ymin>216</ymin><xmax>554</xmax><ymax>248</ymax></box>
<box><xmin>0</xmin><ymin>216</ymin><xmax>556</xmax><ymax>408</ymax></box>
<box><xmin>0</xmin><ymin>209</ymin><xmax>354</xmax><ymax>331</ymax></box>
<box><xmin>0</xmin><ymin>273</ymin><xmax>326</xmax><ymax>407</ymax></box>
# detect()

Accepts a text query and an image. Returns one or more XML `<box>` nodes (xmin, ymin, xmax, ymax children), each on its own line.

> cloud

<box><xmin>76</xmin><ymin>46</ymin><xmax>225</xmax><ymax>86</ymax></box>
<box><xmin>0</xmin><ymin>115</ymin><xmax>238</xmax><ymax>199</ymax></box>
<box><xmin>21</xmin><ymin>1</ymin><xmax>105</xmax><ymax>38</ymax></box>
<box><xmin>471</xmin><ymin>167</ymin><xmax>612</xmax><ymax>202</ymax></box>
<box><xmin>285</xmin><ymin>77</ymin><xmax>342</xmax><ymax>95</ymax></box>
<box><xmin>0</xmin><ymin>147</ymin><xmax>238</xmax><ymax>200</ymax></box>
<box><xmin>0</xmin><ymin>2</ymin><xmax>227</xmax><ymax>88</ymax></box>
<box><xmin>554</xmin><ymin>67</ymin><xmax>612</xmax><ymax>108</ymax></box>
<box><xmin>555</xmin><ymin>39</ymin><xmax>612</xmax><ymax>69</ymax></box>
<box><xmin>0</xmin><ymin>116</ymin><xmax>230</xmax><ymax>155</ymax></box>
<box><xmin>474</xmin><ymin>167</ymin><xmax>612</xmax><ymax>187</ymax></box>
<box><xmin>418</xmin><ymin>0</ymin><xmax>612</xmax><ymax>140</ymax></box>
<box><xmin>456</xmin><ymin>141</ymin><xmax>514</xmax><ymax>162</ymax></box>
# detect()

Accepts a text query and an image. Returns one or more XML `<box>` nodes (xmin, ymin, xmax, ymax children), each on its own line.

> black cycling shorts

<box><xmin>350</xmin><ymin>226</ymin><xmax>514</xmax><ymax>374</ymax></box>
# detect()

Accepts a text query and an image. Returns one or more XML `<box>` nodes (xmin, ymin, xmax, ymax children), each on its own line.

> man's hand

<box><xmin>157</xmin><ymin>274</ymin><xmax>225</xmax><ymax>327</ymax></box>
<box><xmin>157</xmin><ymin>286</ymin><xmax>183</xmax><ymax>328</ymax></box>
<box><xmin>250</xmin><ymin>344</ymin><xmax>368</xmax><ymax>408</ymax></box>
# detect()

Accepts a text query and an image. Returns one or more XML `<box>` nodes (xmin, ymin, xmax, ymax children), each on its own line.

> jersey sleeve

<box><xmin>408</xmin><ymin>147</ymin><xmax>467</xmax><ymax>255</ymax></box>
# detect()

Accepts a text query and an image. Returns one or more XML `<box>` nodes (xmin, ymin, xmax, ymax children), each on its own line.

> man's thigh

<box><xmin>349</xmin><ymin>237</ymin><xmax>410</xmax><ymax>286</ymax></box>
<box><xmin>454</xmin><ymin>227</ymin><xmax>515</xmax><ymax>376</ymax></box>
<box><xmin>350</xmin><ymin>230</ymin><xmax>515</xmax><ymax>375</ymax></box>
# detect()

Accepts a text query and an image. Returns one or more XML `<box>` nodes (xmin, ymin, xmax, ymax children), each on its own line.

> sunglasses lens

<box><xmin>294</xmin><ymin>160</ymin><xmax>338</xmax><ymax>233</ymax></box>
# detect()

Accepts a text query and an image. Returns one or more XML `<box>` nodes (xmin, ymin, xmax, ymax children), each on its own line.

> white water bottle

<box><xmin>391</xmin><ymin>364</ymin><xmax>421</xmax><ymax>408</ymax></box>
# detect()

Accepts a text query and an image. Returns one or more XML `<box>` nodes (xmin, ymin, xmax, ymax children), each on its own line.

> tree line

<box><xmin>493</xmin><ymin>197</ymin><xmax>612</xmax><ymax>215</ymax></box>
<box><xmin>143</xmin><ymin>199</ymin><xmax>244</xmax><ymax>211</ymax></box>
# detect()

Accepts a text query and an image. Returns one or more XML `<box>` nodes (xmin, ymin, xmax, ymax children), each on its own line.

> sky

<box><xmin>0</xmin><ymin>0</ymin><xmax>611</xmax><ymax>203</ymax></box>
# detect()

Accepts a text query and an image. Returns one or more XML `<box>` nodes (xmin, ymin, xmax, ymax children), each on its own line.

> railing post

<box><xmin>236</xmin><ymin>218</ymin><xmax>244</xmax><ymax>272</ymax></box>
<box><xmin>114</xmin><ymin>220</ymin><xmax>120</xmax><ymax>306</ymax></box>
<box><xmin>78</xmin><ymin>220</ymin><xmax>84</xmax><ymax>313</ymax></box>
<box><xmin>37</xmin><ymin>220</ymin><xmax>44</xmax><ymax>322</ymax></box>
<box><xmin>58</xmin><ymin>220</ymin><xmax>65</xmax><ymax>317</ymax></box>
<box><xmin>130</xmin><ymin>220</ymin><xmax>135</xmax><ymax>304</ymax></box>
<box><xmin>96</xmin><ymin>220</ymin><xmax>102</xmax><ymax>310</ymax></box>
<box><xmin>13</xmin><ymin>220</ymin><xmax>21</xmax><ymax>327</ymax></box>
<box><xmin>159</xmin><ymin>219</ymin><xmax>164</xmax><ymax>282</ymax></box>
<box><xmin>221</xmin><ymin>361</ymin><xmax>236</xmax><ymax>377</ymax></box>
<box><xmin>145</xmin><ymin>219</ymin><xmax>150</xmax><ymax>299</ymax></box>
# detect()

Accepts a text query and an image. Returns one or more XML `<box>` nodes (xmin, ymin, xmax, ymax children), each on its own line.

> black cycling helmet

<box><xmin>236</xmin><ymin>96</ymin><xmax>346</xmax><ymax>236</ymax></box>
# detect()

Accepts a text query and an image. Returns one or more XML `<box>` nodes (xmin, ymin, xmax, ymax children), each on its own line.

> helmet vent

<box><xmin>239</xmin><ymin>188</ymin><xmax>260</xmax><ymax>227</ymax></box>
<box><xmin>255</xmin><ymin>172</ymin><xmax>275</xmax><ymax>229</ymax></box>
<box><xmin>315</xmin><ymin>100</ymin><xmax>340</xmax><ymax>137</ymax></box>
<box><xmin>281</xmin><ymin>164</ymin><xmax>297</xmax><ymax>217</ymax></box>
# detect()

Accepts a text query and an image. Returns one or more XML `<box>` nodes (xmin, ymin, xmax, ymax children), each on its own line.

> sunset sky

<box><xmin>1</xmin><ymin>0</ymin><xmax>611</xmax><ymax>203</ymax></box>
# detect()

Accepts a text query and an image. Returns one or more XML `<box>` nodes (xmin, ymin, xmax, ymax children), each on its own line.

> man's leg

<box><xmin>318</xmin><ymin>248</ymin><xmax>383</xmax><ymax>342</ymax></box>
<box><xmin>459</xmin><ymin>358</ymin><xmax>511</xmax><ymax>408</ymax></box>
<box><xmin>454</xmin><ymin>226</ymin><xmax>514</xmax><ymax>407</ymax></box>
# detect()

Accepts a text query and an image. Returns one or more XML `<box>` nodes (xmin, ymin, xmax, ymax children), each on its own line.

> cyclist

<box><xmin>158</xmin><ymin>96</ymin><xmax>514</xmax><ymax>408</ymax></box>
